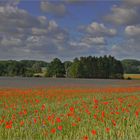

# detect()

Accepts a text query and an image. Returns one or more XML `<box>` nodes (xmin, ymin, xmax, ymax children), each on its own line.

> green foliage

<box><xmin>67</xmin><ymin>60</ymin><xmax>82</xmax><ymax>78</ymax></box>
<box><xmin>0</xmin><ymin>56</ymin><xmax>124</xmax><ymax>79</ymax></box>
<box><xmin>121</xmin><ymin>59</ymin><xmax>140</xmax><ymax>74</ymax></box>
<box><xmin>47</xmin><ymin>58</ymin><xmax>65</xmax><ymax>77</ymax></box>
<box><xmin>64</xmin><ymin>61</ymin><xmax>72</xmax><ymax>78</ymax></box>
<box><xmin>0</xmin><ymin>60</ymin><xmax>48</xmax><ymax>77</ymax></box>
<box><xmin>68</xmin><ymin>55</ymin><xmax>124</xmax><ymax>79</ymax></box>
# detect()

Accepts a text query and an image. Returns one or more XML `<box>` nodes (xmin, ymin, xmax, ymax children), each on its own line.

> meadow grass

<box><xmin>0</xmin><ymin>87</ymin><xmax>140</xmax><ymax>140</ymax></box>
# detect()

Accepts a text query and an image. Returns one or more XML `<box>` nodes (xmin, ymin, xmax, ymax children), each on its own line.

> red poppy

<box><xmin>106</xmin><ymin>127</ymin><xmax>110</xmax><ymax>133</ymax></box>
<box><xmin>5</xmin><ymin>124</ymin><xmax>12</xmax><ymax>129</ymax></box>
<box><xmin>72</xmin><ymin>123</ymin><xmax>77</xmax><ymax>126</ymax></box>
<box><xmin>112</xmin><ymin>120</ymin><xmax>116</xmax><ymax>126</ymax></box>
<box><xmin>35</xmin><ymin>99</ymin><xmax>40</xmax><ymax>103</ymax></box>
<box><xmin>102</xmin><ymin>111</ymin><xmax>105</xmax><ymax>118</ymax></box>
<box><xmin>83</xmin><ymin>136</ymin><xmax>88</xmax><ymax>140</ymax></box>
<box><xmin>103</xmin><ymin>102</ymin><xmax>109</xmax><ymax>105</ymax></box>
<box><xmin>70</xmin><ymin>107</ymin><xmax>74</xmax><ymax>112</ymax></box>
<box><xmin>34</xmin><ymin>110</ymin><xmax>38</xmax><ymax>114</ymax></box>
<box><xmin>58</xmin><ymin>126</ymin><xmax>63</xmax><ymax>131</ymax></box>
<box><xmin>51</xmin><ymin>128</ymin><xmax>56</xmax><ymax>133</ymax></box>
<box><xmin>23</xmin><ymin>109</ymin><xmax>27</xmax><ymax>115</ymax></box>
<box><xmin>94</xmin><ymin>99</ymin><xmax>98</xmax><ymax>104</ymax></box>
<box><xmin>34</xmin><ymin>118</ymin><xmax>37</xmax><ymax>124</ymax></box>
<box><xmin>56</xmin><ymin>117</ymin><xmax>61</xmax><ymax>123</ymax></box>
<box><xmin>91</xmin><ymin>130</ymin><xmax>96</xmax><ymax>135</ymax></box>
<box><xmin>93</xmin><ymin>114</ymin><xmax>97</xmax><ymax>119</ymax></box>
<box><xmin>20</xmin><ymin>121</ymin><xmax>24</xmax><ymax>126</ymax></box>
<box><xmin>41</xmin><ymin>104</ymin><xmax>45</xmax><ymax>111</ymax></box>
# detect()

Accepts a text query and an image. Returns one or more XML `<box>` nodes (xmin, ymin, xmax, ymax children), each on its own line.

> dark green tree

<box><xmin>47</xmin><ymin>58</ymin><xmax>65</xmax><ymax>77</ymax></box>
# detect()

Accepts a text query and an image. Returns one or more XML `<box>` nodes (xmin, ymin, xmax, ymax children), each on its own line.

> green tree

<box><xmin>32</xmin><ymin>63</ymin><xmax>42</xmax><ymax>73</ymax></box>
<box><xmin>47</xmin><ymin>58</ymin><xmax>65</xmax><ymax>77</ymax></box>
<box><xmin>67</xmin><ymin>60</ymin><xmax>82</xmax><ymax>78</ymax></box>
<box><xmin>64</xmin><ymin>61</ymin><xmax>72</xmax><ymax>77</ymax></box>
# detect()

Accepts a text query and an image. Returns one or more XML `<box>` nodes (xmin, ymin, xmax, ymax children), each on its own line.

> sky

<box><xmin>0</xmin><ymin>0</ymin><xmax>140</xmax><ymax>61</ymax></box>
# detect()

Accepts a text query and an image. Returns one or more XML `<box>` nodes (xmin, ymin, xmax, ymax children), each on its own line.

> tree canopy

<box><xmin>121</xmin><ymin>59</ymin><xmax>140</xmax><ymax>74</ymax></box>
<box><xmin>0</xmin><ymin>56</ymin><xmax>124</xmax><ymax>79</ymax></box>
<box><xmin>0</xmin><ymin>60</ymin><xmax>48</xmax><ymax>77</ymax></box>
<box><xmin>67</xmin><ymin>55</ymin><xmax>124</xmax><ymax>79</ymax></box>
<box><xmin>47</xmin><ymin>58</ymin><xmax>65</xmax><ymax>77</ymax></box>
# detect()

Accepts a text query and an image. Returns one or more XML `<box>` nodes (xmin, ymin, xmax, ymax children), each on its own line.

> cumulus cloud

<box><xmin>69</xmin><ymin>39</ymin><xmax>108</xmax><ymax>58</ymax></box>
<box><xmin>110</xmin><ymin>38</ymin><xmax>140</xmax><ymax>59</ymax></box>
<box><xmin>102</xmin><ymin>0</ymin><xmax>140</xmax><ymax>59</ymax></box>
<box><xmin>105</xmin><ymin>5</ymin><xmax>139</xmax><ymax>25</ymax></box>
<box><xmin>0</xmin><ymin>6</ymin><xmax>44</xmax><ymax>37</ymax></box>
<box><xmin>125</xmin><ymin>25</ymin><xmax>140</xmax><ymax>37</ymax></box>
<box><xmin>0</xmin><ymin>0</ymin><xmax>140</xmax><ymax>60</ymax></box>
<box><xmin>0</xmin><ymin>0</ymin><xmax>20</xmax><ymax>7</ymax></box>
<box><xmin>0</xmin><ymin>3</ymin><xmax>70</xmax><ymax>60</ymax></box>
<box><xmin>41</xmin><ymin>1</ymin><xmax>67</xmax><ymax>17</ymax></box>
<box><xmin>77</xmin><ymin>22</ymin><xmax>116</xmax><ymax>48</ymax></box>
<box><xmin>81</xmin><ymin>36</ymin><xmax>106</xmax><ymax>46</ymax></box>
<box><xmin>124</xmin><ymin>0</ymin><xmax>140</xmax><ymax>6</ymax></box>
<box><xmin>1</xmin><ymin>37</ymin><xmax>22</xmax><ymax>47</ymax></box>
<box><xmin>79</xmin><ymin>22</ymin><xmax>117</xmax><ymax>37</ymax></box>
<box><xmin>105</xmin><ymin>0</ymin><xmax>140</xmax><ymax>26</ymax></box>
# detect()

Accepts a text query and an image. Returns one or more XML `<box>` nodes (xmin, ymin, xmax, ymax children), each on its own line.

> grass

<box><xmin>0</xmin><ymin>87</ymin><xmax>140</xmax><ymax>140</ymax></box>
<box><xmin>124</xmin><ymin>74</ymin><xmax>140</xmax><ymax>79</ymax></box>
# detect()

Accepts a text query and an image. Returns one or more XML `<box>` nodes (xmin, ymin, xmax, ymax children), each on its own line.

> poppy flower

<box><xmin>20</xmin><ymin>121</ymin><xmax>24</xmax><ymax>126</ymax></box>
<box><xmin>70</xmin><ymin>107</ymin><xmax>74</xmax><ymax>112</ymax></box>
<box><xmin>91</xmin><ymin>130</ymin><xmax>96</xmax><ymax>135</ymax></box>
<box><xmin>106</xmin><ymin>127</ymin><xmax>110</xmax><ymax>133</ymax></box>
<box><xmin>72</xmin><ymin>123</ymin><xmax>77</xmax><ymax>127</ymax></box>
<box><xmin>6</xmin><ymin>124</ymin><xmax>12</xmax><ymax>129</ymax></box>
<box><xmin>83</xmin><ymin>136</ymin><xmax>88</xmax><ymax>140</ymax></box>
<box><xmin>58</xmin><ymin>126</ymin><xmax>63</xmax><ymax>131</ymax></box>
<box><xmin>56</xmin><ymin>117</ymin><xmax>61</xmax><ymax>123</ymax></box>
<box><xmin>93</xmin><ymin>114</ymin><xmax>97</xmax><ymax>119</ymax></box>
<box><xmin>51</xmin><ymin>128</ymin><xmax>56</xmax><ymax>133</ymax></box>
<box><xmin>34</xmin><ymin>118</ymin><xmax>37</xmax><ymax>124</ymax></box>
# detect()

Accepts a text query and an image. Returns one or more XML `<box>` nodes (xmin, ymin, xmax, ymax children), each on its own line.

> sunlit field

<box><xmin>124</xmin><ymin>74</ymin><xmax>140</xmax><ymax>80</ymax></box>
<box><xmin>0</xmin><ymin>84</ymin><xmax>140</xmax><ymax>140</ymax></box>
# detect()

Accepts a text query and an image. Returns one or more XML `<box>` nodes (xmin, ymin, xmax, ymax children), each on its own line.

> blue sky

<box><xmin>0</xmin><ymin>0</ymin><xmax>140</xmax><ymax>61</ymax></box>
<box><xmin>18</xmin><ymin>1</ymin><xmax>119</xmax><ymax>29</ymax></box>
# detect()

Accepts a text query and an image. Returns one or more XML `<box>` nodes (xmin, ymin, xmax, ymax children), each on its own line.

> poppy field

<box><xmin>0</xmin><ymin>85</ymin><xmax>140</xmax><ymax>140</ymax></box>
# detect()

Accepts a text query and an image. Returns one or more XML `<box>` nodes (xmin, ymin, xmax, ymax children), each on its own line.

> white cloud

<box><xmin>0</xmin><ymin>0</ymin><xmax>140</xmax><ymax>60</ymax></box>
<box><xmin>41</xmin><ymin>1</ymin><xmax>66</xmax><ymax>17</ymax></box>
<box><xmin>48</xmin><ymin>20</ymin><xmax>58</xmax><ymax>31</ymax></box>
<box><xmin>81</xmin><ymin>36</ymin><xmax>106</xmax><ymax>45</ymax></box>
<box><xmin>0</xmin><ymin>4</ymin><xmax>70</xmax><ymax>60</ymax></box>
<box><xmin>1</xmin><ymin>37</ymin><xmax>22</xmax><ymax>46</ymax></box>
<box><xmin>125</xmin><ymin>25</ymin><xmax>140</xmax><ymax>37</ymax></box>
<box><xmin>124</xmin><ymin>0</ymin><xmax>140</xmax><ymax>6</ymax></box>
<box><xmin>31</xmin><ymin>28</ymin><xmax>48</xmax><ymax>36</ymax></box>
<box><xmin>110</xmin><ymin>38</ymin><xmax>140</xmax><ymax>59</ymax></box>
<box><xmin>105</xmin><ymin>5</ymin><xmax>139</xmax><ymax>25</ymax></box>
<box><xmin>37</xmin><ymin>16</ymin><xmax>48</xmax><ymax>26</ymax></box>
<box><xmin>80</xmin><ymin>22</ymin><xmax>117</xmax><ymax>37</ymax></box>
<box><xmin>0</xmin><ymin>0</ymin><xmax>20</xmax><ymax>7</ymax></box>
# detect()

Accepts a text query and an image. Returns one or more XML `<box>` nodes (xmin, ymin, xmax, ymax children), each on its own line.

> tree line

<box><xmin>121</xmin><ymin>59</ymin><xmax>140</xmax><ymax>74</ymax></box>
<box><xmin>0</xmin><ymin>60</ymin><xmax>48</xmax><ymax>77</ymax></box>
<box><xmin>0</xmin><ymin>55</ymin><xmax>124</xmax><ymax>79</ymax></box>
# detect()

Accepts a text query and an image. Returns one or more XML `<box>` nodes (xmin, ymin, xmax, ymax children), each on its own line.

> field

<box><xmin>0</xmin><ymin>78</ymin><xmax>140</xmax><ymax>140</ymax></box>
<box><xmin>124</xmin><ymin>74</ymin><xmax>140</xmax><ymax>80</ymax></box>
